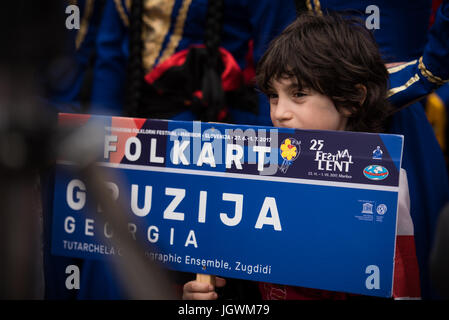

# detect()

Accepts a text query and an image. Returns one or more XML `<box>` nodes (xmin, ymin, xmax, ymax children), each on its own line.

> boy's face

<box><xmin>268</xmin><ymin>78</ymin><xmax>348</xmax><ymax>131</ymax></box>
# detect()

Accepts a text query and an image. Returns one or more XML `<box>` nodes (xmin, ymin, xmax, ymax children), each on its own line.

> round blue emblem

<box><xmin>363</xmin><ymin>165</ymin><xmax>389</xmax><ymax>180</ymax></box>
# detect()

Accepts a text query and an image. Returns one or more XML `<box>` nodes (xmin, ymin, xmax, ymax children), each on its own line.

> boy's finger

<box><xmin>183</xmin><ymin>291</ymin><xmax>218</xmax><ymax>300</ymax></box>
<box><xmin>215</xmin><ymin>277</ymin><xmax>226</xmax><ymax>287</ymax></box>
<box><xmin>185</xmin><ymin>281</ymin><xmax>214</xmax><ymax>293</ymax></box>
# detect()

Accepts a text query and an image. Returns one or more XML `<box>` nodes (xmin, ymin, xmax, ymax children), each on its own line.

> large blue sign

<box><xmin>52</xmin><ymin>114</ymin><xmax>404</xmax><ymax>297</ymax></box>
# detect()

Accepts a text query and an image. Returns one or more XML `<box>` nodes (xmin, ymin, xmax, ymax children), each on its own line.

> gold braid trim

<box><xmin>306</xmin><ymin>0</ymin><xmax>313</xmax><ymax>12</ymax></box>
<box><xmin>387</xmin><ymin>60</ymin><xmax>418</xmax><ymax>74</ymax></box>
<box><xmin>142</xmin><ymin>0</ymin><xmax>176</xmax><ymax>72</ymax></box>
<box><xmin>313</xmin><ymin>0</ymin><xmax>323</xmax><ymax>16</ymax></box>
<box><xmin>76</xmin><ymin>0</ymin><xmax>94</xmax><ymax>50</ymax></box>
<box><xmin>418</xmin><ymin>56</ymin><xmax>449</xmax><ymax>85</ymax></box>
<box><xmin>158</xmin><ymin>0</ymin><xmax>193</xmax><ymax>65</ymax></box>
<box><xmin>387</xmin><ymin>73</ymin><xmax>420</xmax><ymax>98</ymax></box>
<box><xmin>114</xmin><ymin>0</ymin><xmax>129</xmax><ymax>27</ymax></box>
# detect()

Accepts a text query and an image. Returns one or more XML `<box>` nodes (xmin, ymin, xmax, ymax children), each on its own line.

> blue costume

<box><xmin>304</xmin><ymin>0</ymin><xmax>432</xmax><ymax>63</ymax></box>
<box><xmin>386</xmin><ymin>0</ymin><xmax>449</xmax><ymax>299</ymax></box>
<box><xmin>47</xmin><ymin>0</ymin><xmax>106</xmax><ymax>113</ymax></box>
<box><xmin>90</xmin><ymin>0</ymin><xmax>296</xmax><ymax>126</ymax></box>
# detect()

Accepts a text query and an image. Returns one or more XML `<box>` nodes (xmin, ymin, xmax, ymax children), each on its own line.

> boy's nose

<box><xmin>273</xmin><ymin>100</ymin><xmax>293</xmax><ymax>122</ymax></box>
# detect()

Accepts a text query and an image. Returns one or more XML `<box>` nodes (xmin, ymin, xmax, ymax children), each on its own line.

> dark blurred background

<box><xmin>0</xmin><ymin>0</ymin><xmax>66</xmax><ymax>299</ymax></box>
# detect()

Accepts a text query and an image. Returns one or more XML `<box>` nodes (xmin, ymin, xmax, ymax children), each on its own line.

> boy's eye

<box><xmin>267</xmin><ymin>93</ymin><xmax>278</xmax><ymax>99</ymax></box>
<box><xmin>292</xmin><ymin>91</ymin><xmax>306</xmax><ymax>98</ymax></box>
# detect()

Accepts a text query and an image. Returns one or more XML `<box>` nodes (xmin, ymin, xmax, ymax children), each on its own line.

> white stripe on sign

<box><xmin>57</xmin><ymin>161</ymin><xmax>400</xmax><ymax>192</ymax></box>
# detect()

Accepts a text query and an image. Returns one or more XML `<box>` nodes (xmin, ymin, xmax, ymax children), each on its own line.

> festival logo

<box><xmin>363</xmin><ymin>165</ymin><xmax>389</xmax><ymax>181</ymax></box>
<box><xmin>279</xmin><ymin>138</ymin><xmax>301</xmax><ymax>173</ymax></box>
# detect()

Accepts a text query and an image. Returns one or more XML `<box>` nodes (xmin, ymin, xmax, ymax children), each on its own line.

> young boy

<box><xmin>182</xmin><ymin>12</ymin><xmax>420</xmax><ymax>300</ymax></box>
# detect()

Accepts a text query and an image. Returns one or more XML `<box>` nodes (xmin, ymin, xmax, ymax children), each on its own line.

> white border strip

<box><xmin>58</xmin><ymin>161</ymin><xmax>399</xmax><ymax>192</ymax></box>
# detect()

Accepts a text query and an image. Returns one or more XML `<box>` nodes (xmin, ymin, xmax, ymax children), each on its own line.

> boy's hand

<box><xmin>182</xmin><ymin>277</ymin><xmax>226</xmax><ymax>300</ymax></box>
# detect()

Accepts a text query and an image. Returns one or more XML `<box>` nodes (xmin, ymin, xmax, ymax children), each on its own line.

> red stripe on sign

<box><xmin>393</xmin><ymin>235</ymin><xmax>421</xmax><ymax>299</ymax></box>
<box><xmin>133</xmin><ymin>118</ymin><xmax>146</xmax><ymax>130</ymax></box>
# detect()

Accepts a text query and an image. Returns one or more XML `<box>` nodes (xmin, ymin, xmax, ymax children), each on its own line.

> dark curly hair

<box><xmin>256</xmin><ymin>11</ymin><xmax>394</xmax><ymax>133</ymax></box>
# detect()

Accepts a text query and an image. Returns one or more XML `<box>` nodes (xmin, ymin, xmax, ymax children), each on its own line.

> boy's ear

<box><xmin>355</xmin><ymin>84</ymin><xmax>367</xmax><ymax>105</ymax></box>
<box><xmin>340</xmin><ymin>108</ymin><xmax>352</xmax><ymax>117</ymax></box>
